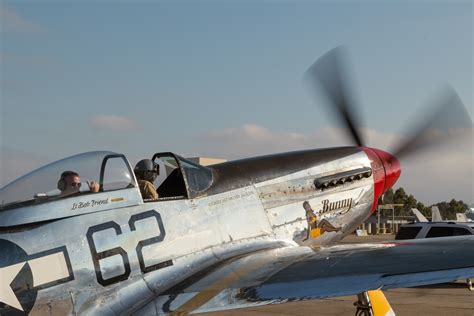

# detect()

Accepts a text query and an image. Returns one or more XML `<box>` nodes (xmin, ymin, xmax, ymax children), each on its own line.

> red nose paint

<box><xmin>363</xmin><ymin>148</ymin><xmax>401</xmax><ymax>212</ymax></box>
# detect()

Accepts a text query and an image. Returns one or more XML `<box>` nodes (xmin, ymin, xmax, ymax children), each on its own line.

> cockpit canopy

<box><xmin>0</xmin><ymin>151</ymin><xmax>216</xmax><ymax>211</ymax></box>
<box><xmin>0</xmin><ymin>151</ymin><xmax>136</xmax><ymax>210</ymax></box>
<box><xmin>151</xmin><ymin>153</ymin><xmax>214</xmax><ymax>199</ymax></box>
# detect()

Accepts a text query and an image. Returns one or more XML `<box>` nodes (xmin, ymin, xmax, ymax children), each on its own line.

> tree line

<box><xmin>377</xmin><ymin>187</ymin><xmax>469</xmax><ymax>220</ymax></box>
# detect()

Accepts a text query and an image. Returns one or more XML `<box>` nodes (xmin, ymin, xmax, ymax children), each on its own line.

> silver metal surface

<box><xmin>1</xmin><ymin>149</ymin><xmax>472</xmax><ymax>315</ymax></box>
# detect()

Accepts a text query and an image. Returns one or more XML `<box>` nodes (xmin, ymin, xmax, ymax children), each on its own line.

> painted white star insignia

<box><xmin>0</xmin><ymin>262</ymin><xmax>26</xmax><ymax>311</ymax></box>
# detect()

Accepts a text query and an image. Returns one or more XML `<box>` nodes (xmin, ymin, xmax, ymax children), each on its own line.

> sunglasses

<box><xmin>70</xmin><ymin>182</ymin><xmax>82</xmax><ymax>188</ymax></box>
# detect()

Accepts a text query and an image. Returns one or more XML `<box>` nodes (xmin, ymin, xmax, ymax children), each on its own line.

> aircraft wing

<box><xmin>142</xmin><ymin>236</ymin><xmax>474</xmax><ymax>314</ymax></box>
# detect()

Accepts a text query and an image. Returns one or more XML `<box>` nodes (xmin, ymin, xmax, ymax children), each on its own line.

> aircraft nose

<box><xmin>369</xmin><ymin>148</ymin><xmax>401</xmax><ymax>193</ymax></box>
<box><xmin>363</xmin><ymin>147</ymin><xmax>402</xmax><ymax>212</ymax></box>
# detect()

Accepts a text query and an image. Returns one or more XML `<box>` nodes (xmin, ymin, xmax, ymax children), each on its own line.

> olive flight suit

<box><xmin>138</xmin><ymin>179</ymin><xmax>158</xmax><ymax>199</ymax></box>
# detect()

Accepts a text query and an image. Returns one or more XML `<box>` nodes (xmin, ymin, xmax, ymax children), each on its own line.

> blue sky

<box><xmin>1</xmin><ymin>1</ymin><xmax>472</xmax><ymax>204</ymax></box>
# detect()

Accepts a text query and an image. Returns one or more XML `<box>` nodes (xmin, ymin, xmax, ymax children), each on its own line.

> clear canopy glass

<box><xmin>152</xmin><ymin>153</ymin><xmax>214</xmax><ymax>199</ymax></box>
<box><xmin>0</xmin><ymin>151</ymin><xmax>136</xmax><ymax>210</ymax></box>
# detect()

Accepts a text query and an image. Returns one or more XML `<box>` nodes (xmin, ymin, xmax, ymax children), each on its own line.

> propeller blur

<box><xmin>0</xmin><ymin>48</ymin><xmax>472</xmax><ymax>315</ymax></box>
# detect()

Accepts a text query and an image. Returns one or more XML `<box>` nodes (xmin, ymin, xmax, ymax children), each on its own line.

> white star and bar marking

<box><xmin>0</xmin><ymin>252</ymin><xmax>70</xmax><ymax>311</ymax></box>
<box><xmin>0</xmin><ymin>262</ymin><xmax>26</xmax><ymax>311</ymax></box>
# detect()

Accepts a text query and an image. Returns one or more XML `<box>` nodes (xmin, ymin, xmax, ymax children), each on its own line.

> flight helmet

<box><xmin>134</xmin><ymin>159</ymin><xmax>159</xmax><ymax>182</ymax></box>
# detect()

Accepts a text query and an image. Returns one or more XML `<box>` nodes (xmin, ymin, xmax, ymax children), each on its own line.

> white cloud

<box><xmin>197</xmin><ymin>124</ymin><xmax>473</xmax><ymax>204</ymax></box>
<box><xmin>0</xmin><ymin>7</ymin><xmax>44</xmax><ymax>33</ymax></box>
<box><xmin>89</xmin><ymin>115</ymin><xmax>137</xmax><ymax>132</ymax></box>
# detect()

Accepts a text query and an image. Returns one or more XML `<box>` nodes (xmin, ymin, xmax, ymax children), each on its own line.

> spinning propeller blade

<box><xmin>306</xmin><ymin>47</ymin><xmax>472</xmax><ymax>161</ymax></box>
<box><xmin>305</xmin><ymin>46</ymin><xmax>365</xmax><ymax>147</ymax></box>
<box><xmin>390</xmin><ymin>87</ymin><xmax>473</xmax><ymax>160</ymax></box>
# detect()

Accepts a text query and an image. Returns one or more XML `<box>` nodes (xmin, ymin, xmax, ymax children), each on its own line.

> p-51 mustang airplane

<box><xmin>1</xmin><ymin>48</ymin><xmax>473</xmax><ymax>316</ymax></box>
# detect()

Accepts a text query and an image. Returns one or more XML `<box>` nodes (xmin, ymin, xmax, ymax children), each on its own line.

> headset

<box><xmin>57</xmin><ymin>171</ymin><xmax>79</xmax><ymax>191</ymax></box>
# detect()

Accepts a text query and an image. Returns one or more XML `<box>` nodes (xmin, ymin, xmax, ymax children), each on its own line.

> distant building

<box><xmin>187</xmin><ymin>157</ymin><xmax>227</xmax><ymax>166</ymax></box>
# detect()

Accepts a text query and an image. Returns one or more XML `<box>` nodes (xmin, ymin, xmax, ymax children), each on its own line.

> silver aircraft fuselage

<box><xmin>0</xmin><ymin>147</ymin><xmax>397</xmax><ymax>315</ymax></box>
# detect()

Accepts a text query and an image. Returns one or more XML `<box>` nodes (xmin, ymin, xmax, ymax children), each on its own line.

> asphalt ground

<box><xmin>205</xmin><ymin>234</ymin><xmax>474</xmax><ymax>316</ymax></box>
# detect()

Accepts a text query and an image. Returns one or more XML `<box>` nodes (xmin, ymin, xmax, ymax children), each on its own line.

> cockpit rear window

<box><xmin>0</xmin><ymin>151</ymin><xmax>136</xmax><ymax>210</ymax></box>
<box><xmin>152</xmin><ymin>153</ymin><xmax>214</xmax><ymax>199</ymax></box>
<box><xmin>177</xmin><ymin>156</ymin><xmax>214</xmax><ymax>194</ymax></box>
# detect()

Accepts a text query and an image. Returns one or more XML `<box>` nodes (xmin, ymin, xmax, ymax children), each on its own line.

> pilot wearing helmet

<box><xmin>134</xmin><ymin>159</ymin><xmax>159</xmax><ymax>200</ymax></box>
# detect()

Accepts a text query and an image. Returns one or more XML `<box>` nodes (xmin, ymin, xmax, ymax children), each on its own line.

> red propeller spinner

<box><xmin>363</xmin><ymin>148</ymin><xmax>401</xmax><ymax>212</ymax></box>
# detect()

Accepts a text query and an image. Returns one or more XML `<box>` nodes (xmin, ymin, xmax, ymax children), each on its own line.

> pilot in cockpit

<box><xmin>134</xmin><ymin>159</ymin><xmax>159</xmax><ymax>200</ymax></box>
<box><xmin>58</xmin><ymin>171</ymin><xmax>100</xmax><ymax>197</ymax></box>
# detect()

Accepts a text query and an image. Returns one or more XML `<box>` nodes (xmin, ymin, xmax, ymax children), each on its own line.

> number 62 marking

<box><xmin>86</xmin><ymin>210</ymin><xmax>173</xmax><ymax>286</ymax></box>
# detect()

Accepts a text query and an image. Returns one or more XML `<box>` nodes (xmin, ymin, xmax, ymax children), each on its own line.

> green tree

<box><xmin>405</xmin><ymin>194</ymin><xmax>417</xmax><ymax>207</ymax></box>
<box><xmin>436</xmin><ymin>202</ymin><xmax>449</xmax><ymax>214</ymax></box>
<box><xmin>393</xmin><ymin>187</ymin><xmax>406</xmax><ymax>204</ymax></box>
<box><xmin>374</xmin><ymin>186</ymin><xmax>467</xmax><ymax>221</ymax></box>
<box><xmin>382</xmin><ymin>188</ymin><xmax>394</xmax><ymax>204</ymax></box>
<box><xmin>444</xmin><ymin>199</ymin><xmax>468</xmax><ymax>219</ymax></box>
<box><xmin>392</xmin><ymin>187</ymin><xmax>407</xmax><ymax>215</ymax></box>
<box><xmin>416</xmin><ymin>201</ymin><xmax>431</xmax><ymax>217</ymax></box>
<box><xmin>429</xmin><ymin>200</ymin><xmax>468</xmax><ymax>220</ymax></box>
<box><xmin>450</xmin><ymin>199</ymin><xmax>467</xmax><ymax>213</ymax></box>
